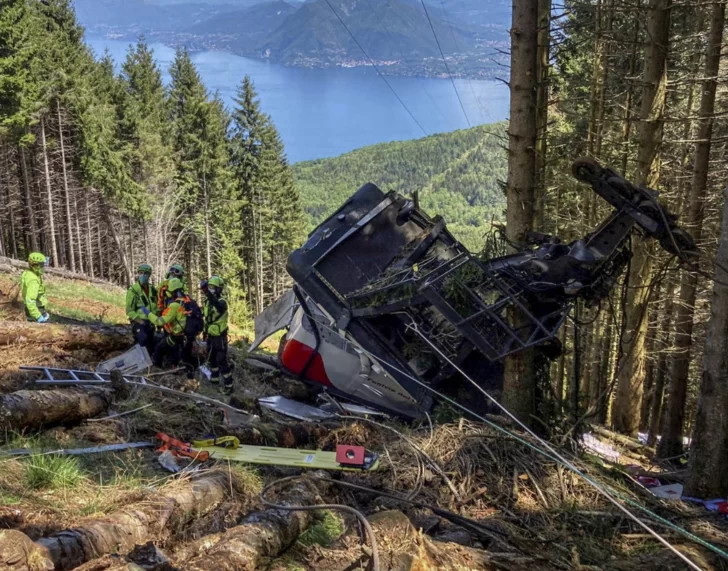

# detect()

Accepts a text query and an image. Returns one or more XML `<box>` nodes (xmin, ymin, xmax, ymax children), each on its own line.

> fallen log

<box><xmin>179</xmin><ymin>475</ymin><xmax>329</xmax><ymax>570</ymax></box>
<box><xmin>0</xmin><ymin>322</ymin><xmax>131</xmax><ymax>351</ymax></box>
<box><xmin>0</xmin><ymin>388</ymin><xmax>111</xmax><ymax>432</ymax></box>
<box><xmin>32</xmin><ymin>472</ymin><xmax>229</xmax><ymax>570</ymax></box>
<box><xmin>224</xmin><ymin>422</ymin><xmax>329</xmax><ymax>448</ymax></box>
<box><xmin>0</xmin><ymin>529</ymin><xmax>53</xmax><ymax>570</ymax></box>
<box><xmin>0</xmin><ymin>255</ymin><xmax>118</xmax><ymax>287</ymax></box>
<box><xmin>590</xmin><ymin>425</ymin><xmax>652</xmax><ymax>453</ymax></box>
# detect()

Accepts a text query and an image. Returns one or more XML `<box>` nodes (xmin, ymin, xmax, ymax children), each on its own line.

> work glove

<box><xmin>141</xmin><ymin>307</ymin><xmax>150</xmax><ymax>317</ymax></box>
<box><xmin>37</xmin><ymin>313</ymin><xmax>49</xmax><ymax>323</ymax></box>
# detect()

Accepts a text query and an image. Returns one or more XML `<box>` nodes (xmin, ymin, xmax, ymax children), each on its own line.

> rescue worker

<box><xmin>200</xmin><ymin>276</ymin><xmax>233</xmax><ymax>394</ymax></box>
<box><xmin>125</xmin><ymin>263</ymin><xmax>158</xmax><ymax>356</ymax></box>
<box><xmin>21</xmin><ymin>252</ymin><xmax>50</xmax><ymax>323</ymax></box>
<box><xmin>157</xmin><ymin>264</ymin><xmax>188</xmax><ymax>312</ymax></box>
<box><xmin>143</xmin><ymin>277</ymin><xmax>197</xmax><ymax>377</ymax></box>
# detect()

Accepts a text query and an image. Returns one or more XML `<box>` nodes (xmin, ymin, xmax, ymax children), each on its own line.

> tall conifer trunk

<box><xmin>612</xmin><ymin>0</ymin><xmax>670</xmax><ymax>436</ymax></box>
<box><xmin>686</xmin><ymin>181</ymin><xmax>728</xmax><ymax>497</ymax></box>
<box><xmin>57</xmin><ymin>102</ymin><xmax>76</xmax><ymax>272</ymax></box>
<box><xmin>659</xmin><ymin>0</ymin><xmax>725</xmax><ymax>458</ymax></box>
<box><xmin>40</xmin><ymin>117</ymin><xmax>59</xmax><ymax>266</ymax></box>
<box><xmin>502</xmin><ymin>0</ymin><xmax>539</xmax><ymax>425</ymax></box>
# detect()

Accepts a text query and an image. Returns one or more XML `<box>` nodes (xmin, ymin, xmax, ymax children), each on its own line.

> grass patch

<box><xmin>23</xmin><ymin>454</ymin><xmax>85</xmax><ymax>490</ymax></box>
<box><xmin>227</xmin><ymin>464</ymin><xmax>263</xmax><ymax>496</ymax></box>
<box><xmin>298</xmin><ymin>510</ymin><xmax>344</xmax><ymax>547</ymax></box>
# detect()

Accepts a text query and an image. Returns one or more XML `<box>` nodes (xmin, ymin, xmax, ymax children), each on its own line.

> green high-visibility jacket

<box><xmin>126</xmin><ymin>281</ymin><xmax>159</xmax><ymax>322</ymax></box>
<box><xmin>148</xmin><ymin>300</ymin><xmax>187</xmax><ymax>336</ymax></box>
<box><xmin>21</xmin><ymin>269</ymin><xmax>48</xmax><ymax>321</ymax></box>
<box><xmin>203</xmin><ymin>295</ymin><xmax>228</xmax><ymax>337</ymax></box>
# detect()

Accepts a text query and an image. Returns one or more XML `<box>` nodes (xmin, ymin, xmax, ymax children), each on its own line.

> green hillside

<box><xmin>292</xmin><ymin>122</ymin><xmax>507</xmax><ymax>251</ymax></box>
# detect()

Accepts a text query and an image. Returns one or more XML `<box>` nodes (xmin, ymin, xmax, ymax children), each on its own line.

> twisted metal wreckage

<box><xmin>250</xmin><ymin>158</ymin><xmax>696</xmax><ymax>420</ymax></box>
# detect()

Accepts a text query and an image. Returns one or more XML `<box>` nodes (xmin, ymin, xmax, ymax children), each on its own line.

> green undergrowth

<box><xmin>24</xmin><ymin>454</ymin><xmax>84</xmax><ymax>490</ymax></box>
<box><xmin>298</xmin><ymin>510</ymin><xmax>345</xmax><ymax>547</ymax></box>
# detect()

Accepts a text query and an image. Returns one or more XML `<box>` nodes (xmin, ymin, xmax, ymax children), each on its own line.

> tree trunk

<box><xmin>533</xmin><ymin>0</ymin><xmax>551</xmax><ymax>232</ymax></box>
<box><xmin>19</xmin><ymin>146</ymin><xmax>38</xmax><ymax>251</ymax></box>
<box><xmin>226</xmin><ymin>423</ymin><xmax>329</xmax><ymax>448</ymax></box>
<box><xmin>74</xmin><ymin>192</ymin><xmax>84</xmax><ymax>274</ymax></box>
<box><xmin>502</xmin><ymin>0</ymin><xmax>538</xmax><ymax>426</ymax></box>
<box><xmin>658</xmin><ymin>0</ymin><xmax>724</xmax><ymax>460</ymax></box>
<box><xmin>57</xmin><ymin>102</ymin><xmax>76</xmax><ymax>272</ymax></box>
<box><xmin>647</xmin><ymin>279</ymin><xmax>676</xmax><ymax>446</ymax></box>
<box><xmin>40</xmin><ymin>118</ymin><xmax>59</xmax><ymax>267</ymax></box>
<box><xmin>0</xmin><ymin>530</ymin><xmax>53</xmax><ymax>571</ymax></box>
<box><xmin>612</xmin><ymin>0</ymin><xmax>671</xmax><ymax>436</ymax></box>
<box><xmin>0</xmin><ymin>255</ymin><xmax>114</xmax><ymax>285</ymax></box>
<box><xmin>86</xmin><ymin>195</ymin><xmax>95</xmax><ymax>279</ymax></box>
<box><xmin>0</xmin><ymin>321</ymin><xmax>131</xmax><ymax>351</ymax></box>
<box><xmin>0</xmin><ymin>388</ymin><xmax>110</xmax><ymax>432</ymax></box>
<box><xmin>620</xmin><ymin>13</ymin><xmax>641</xmax><ymax>176</ymax></box>
<box><xmin>179</xmin><ymin>476</ymin><xmax>328</xmax><ymax>570</ymax></box>
<box><xmin>204</xmin><ymin>174</ymin><xmax>212</xmax><ymax>277</ymax></box>
<box><xmin>685</xmin><ymin>183</ymin><xmax>728</xmax><ymax>497</ymax></box>
<box><xmin>34</xmin><ymin>472</ymin><xmax>229</xmax><ymax>570</ymax></box>
<box><xmin>99</xmin><ymin>196</ymin><xmax>133</xmax><ymax>285</ymax></box>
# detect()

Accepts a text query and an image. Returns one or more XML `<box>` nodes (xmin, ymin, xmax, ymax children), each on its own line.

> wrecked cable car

<box><xmin>249</xmin><ymin>159</ymin><xmax>696</xmax><ymax>419</ymax></box>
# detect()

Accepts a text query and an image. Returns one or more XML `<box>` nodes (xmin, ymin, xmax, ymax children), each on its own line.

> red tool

<box><xmin>336</xmin><ymin>444</ymin><xmax>366</xmax><ymax>467</ymax></box>
<box><xmin>156</xmin><ymin>432</ymin><xmax>210</xmax><ymax>461</ymax></box>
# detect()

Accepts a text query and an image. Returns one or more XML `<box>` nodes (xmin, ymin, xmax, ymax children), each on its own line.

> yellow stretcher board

<box><xmin>197</xmin><ymin>444</ymin><xmax>380</xmax><ymax>471</ymax></box>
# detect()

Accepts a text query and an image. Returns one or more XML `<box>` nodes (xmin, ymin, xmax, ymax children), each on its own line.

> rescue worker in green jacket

<box><xmin>21</xmin><ymin>252</ymin><xmax>50</xmax><ymax>323</ymax></box>
<box><xmin>200</xmin><ymin>275</ymin><xmax>233</xmax><ymax>394</ymax></box>
<box><xmin>157</xmin><ymin>264</ymin><xmax>188</xmax><ymax>312</ymax></box>
<box><xmin>143</xmin><ymin>278</ymin><xmax>195</xmax><ymax>375</ymax></box>
<box><xmin>125</xmin><ymin>263</ymin><xmax>158</xmax><ymax>356</ymax></box>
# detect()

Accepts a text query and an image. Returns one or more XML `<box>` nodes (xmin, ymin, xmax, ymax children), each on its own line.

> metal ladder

<box><xmin>19</xmin><ymin>366</ymin><xmax>149</xmax><ymax>387</ymax></box>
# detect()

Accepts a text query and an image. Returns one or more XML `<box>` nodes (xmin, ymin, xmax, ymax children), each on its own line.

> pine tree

<box><xmin>502</xmin><ymin>0</ymin><xmax>539</xmax><ymax>425</ymax></box>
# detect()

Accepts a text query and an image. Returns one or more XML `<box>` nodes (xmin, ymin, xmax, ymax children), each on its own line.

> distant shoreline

<box><xmin>90</xmin><ymin>31</ymin><xmax>506</xmax><ymax>81</ymax></box>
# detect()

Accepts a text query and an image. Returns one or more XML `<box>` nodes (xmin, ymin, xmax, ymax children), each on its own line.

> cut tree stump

<box><xmin>0</xmin><ymin>388</ymin><xmax>111</xmax><ymax>431</ymax></box>
<box><xmin>32</xmin><ymin>472</ymin><xmax>229</xmax><ymax>570</ymax></box>
<box><xmin>178</xmin><ymin>475</ymin><xmax>329</xmax><ymax>570</ymax></box>
<box><xmin>0</xmin><ymin>322</ymin><xmax>131</xmax><ymax>351</ymax></box>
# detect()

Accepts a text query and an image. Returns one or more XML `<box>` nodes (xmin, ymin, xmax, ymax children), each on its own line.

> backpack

<box><xmin>180</xmin><ymin>296</ymin><xmax>204</xmax><ymax>338</ymax></box>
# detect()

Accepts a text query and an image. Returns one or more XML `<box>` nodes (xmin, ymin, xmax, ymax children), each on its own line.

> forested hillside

<box><xmin>0</xmin><ymin>0</ymin><xmax>305</xmax><ymax>322</ymax></box>
<box><xmin>293</xmin><ymin>123</ymin><xmax>507</xmax><ymax>250</ymax></box>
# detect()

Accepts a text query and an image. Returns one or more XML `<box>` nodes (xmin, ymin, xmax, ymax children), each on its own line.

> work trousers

<box><xmin>207</xmin><ymin>330</ymin><xmax>232</xmax><ymax>389</ymax></box>
<box><xmin>153</xmin><ymin>334</ymin><xmax>195</xmax><ymax>377</ymax></box>
<box><xmin>131</xmin><ymin>321</ymin><xmax>156</xmax><ymax>356</ymax></box>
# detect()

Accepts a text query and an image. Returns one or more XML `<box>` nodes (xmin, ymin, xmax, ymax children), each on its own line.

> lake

<box><xmin>86</xmin><ymin>38</ymin><xmax>510</xmax><ymax>164</ymax></box>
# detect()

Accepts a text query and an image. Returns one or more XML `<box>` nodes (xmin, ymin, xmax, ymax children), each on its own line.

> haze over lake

<box><xmin>87</xmin><ymin>37</ymin><xmax>510</xmax><ymax>163</ymax></box>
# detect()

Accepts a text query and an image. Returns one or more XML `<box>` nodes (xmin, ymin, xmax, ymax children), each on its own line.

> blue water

<box><xmin>86</xmin><ymin>38</ymin><xmax>510</xmax><ymax>163</ymax></box>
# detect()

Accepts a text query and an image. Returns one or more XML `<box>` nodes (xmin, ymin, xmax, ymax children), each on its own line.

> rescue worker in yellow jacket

<box><xmin>200</xmin><ymin>276</ymin><xmax>233</xmax><ymax>394</ymax></box>
<box><xmin>125</xmin><ymin>263</ymin><xmax>158</xmax><ymax>355</ymax></box>
<box><xmin>143</xmin><ymin>278</ymin><xmax>197</xmax><ymax>377</ymax></box>
<box><xmin>21</xmin><ymin>252</ymin><xmax>50</xmax><ymax>323</ymax></box>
